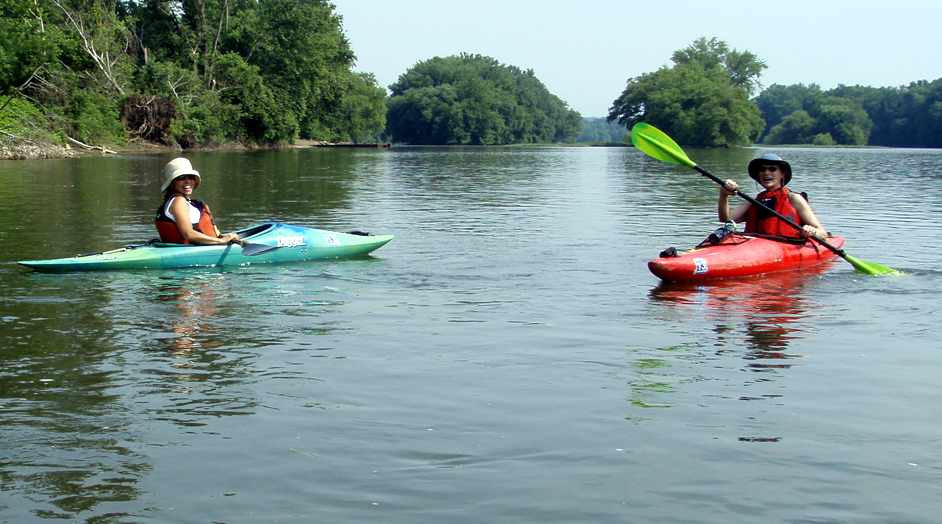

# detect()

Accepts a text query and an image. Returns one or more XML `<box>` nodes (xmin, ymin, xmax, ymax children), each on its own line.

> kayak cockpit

<box><xmin>147</xmin><ymin>223</ymin><xmax>277</xmax><ymax>248</ymax></box>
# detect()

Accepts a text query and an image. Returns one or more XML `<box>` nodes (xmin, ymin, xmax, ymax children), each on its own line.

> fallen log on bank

<box><xmin>65</xmin><ymin>136</ymin><xmax>116</xmax><ymax>155</ymax></box>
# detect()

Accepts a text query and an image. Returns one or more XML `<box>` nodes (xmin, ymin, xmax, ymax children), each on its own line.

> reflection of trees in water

<box><xmin>1</xmin><ymin>270</ymin><xmax>279</xmax><ymax>520</ymax></box>
<box><xmin>0</xmin><ymin>278</ymin><xmax>149</xmax><ymax>521</ymax></box>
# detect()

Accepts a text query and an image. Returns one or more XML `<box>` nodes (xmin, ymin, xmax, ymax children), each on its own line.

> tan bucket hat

<box><xmin>160</xmin><ymin>157</ymin><xmax>201</xmax><ymax>192</ymax></box>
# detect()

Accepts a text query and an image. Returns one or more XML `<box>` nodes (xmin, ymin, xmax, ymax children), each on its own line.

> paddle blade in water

<box><xmin>630</xmin><ymin>122</ymin><xmax>696</xmax><ymax>168</ymax></box>
<box><xmin>844</xmin><ymin>254</ymin><xmax>901</xmax><ymax>276</ymax></box>
<box><xmin>241</xmin><ymin>242</ymin><xmax>278</xmax><ymax>256</ymax></box>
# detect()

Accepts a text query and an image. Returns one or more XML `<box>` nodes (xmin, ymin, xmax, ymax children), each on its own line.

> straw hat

<box><xmin>160</xmin><ymin>157</ymin><xmax>201</xmax><ymax>192</ymax></box>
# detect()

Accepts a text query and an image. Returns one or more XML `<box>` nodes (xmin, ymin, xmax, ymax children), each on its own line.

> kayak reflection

<box><xmin>649</xmin><ymin>263</ymin><xmax>835</xmax><ymax>358</ymax></box>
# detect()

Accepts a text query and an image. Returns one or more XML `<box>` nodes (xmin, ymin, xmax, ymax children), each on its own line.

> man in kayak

<box><xmin>718</xmin><ymin>153</ymin><xmax>827</xmax><ymax>241</ymax></box>
<box><xmin>155</xmin><ymin>157</ymin><xmax>241</xmax><ymax>245</ymax></box>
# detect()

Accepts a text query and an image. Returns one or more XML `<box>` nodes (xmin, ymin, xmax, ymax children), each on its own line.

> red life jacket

<box><xmin>744</xmin><ymin>187</ymin><xmax>803</xmax><ymax>238</ymax></box>
<box><xmin>154</xmin><ymin>196</ymin><xmax>216</xmax><ymax>243</ymax></box>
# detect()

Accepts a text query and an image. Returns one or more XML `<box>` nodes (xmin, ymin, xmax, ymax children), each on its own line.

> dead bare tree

<box><xmin>51</xmin><ymin>0</ymin><xmax>127</xmax><ymax>95</ymax></box>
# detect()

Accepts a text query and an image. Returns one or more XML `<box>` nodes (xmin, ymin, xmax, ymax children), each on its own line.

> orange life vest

<box><xmin>744</xmin><ymin>187</ymin><xmax>803</xmax><ymax>238</ymax></box>
<box><xmin>155</xmin><ymin>196</ymin><xmax>216</xmax><ymax>244</ymax></box>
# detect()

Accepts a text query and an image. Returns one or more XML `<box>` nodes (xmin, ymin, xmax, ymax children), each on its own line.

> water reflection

<box><xmin>642</xmin><ymin>266</ymin><xmax>835</xmax><ymax>442</ymax></box>
<box><xmin>155</xmin><ymin>280</ymin><xmax>224</xmax><ymax>354</ymax></box>
<box><xmin>649</xmin><ymin>264</ymin><xmax>833</xmax><ymax>355</ymax></box>
<box><xmin>0</xmin><ymin>274</ymin><xmax>148</xmax><ymax>521</ymax></box>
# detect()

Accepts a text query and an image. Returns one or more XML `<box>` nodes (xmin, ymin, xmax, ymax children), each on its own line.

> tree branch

<box><xmin>51</xmin><ymin>0</ymin><xmax>126</xmax><ymax>95</ymax></box>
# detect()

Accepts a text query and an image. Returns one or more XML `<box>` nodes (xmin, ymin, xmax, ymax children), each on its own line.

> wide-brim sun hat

<box><xmin>748</xmin><ymin>153</ymin><xmax>791</xmax><ymax>185</ymax></box>
<box><xmin>160</xmin><ymin>157</ymin><xmax>201</xmax><ymax>192</ymax></box>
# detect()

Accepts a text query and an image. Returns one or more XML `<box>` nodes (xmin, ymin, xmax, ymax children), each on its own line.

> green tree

<box><xmin>222</xmin><ymin>0</ymin><xmax>356</xmax><ymax>140</ymax></box>
<box><xmin>764</xmin><ymin>109</ymin><xmax>816</xmax><ymax>144</ymax></box>
<box><xmin>830</xmin><ymin>80</ymin><xmax>942</xmax><ymax>147</ymax></box>
<box><xmin>0</xmin><ymin>0</ymin><xmax>65</xmax><ymax>96</ymax></box>
<box><xmin>811</xmin><ymin>95</ymin><xmax>872</xmax><ymax>145</ymax></box>
<box><xmin>755</xmin><ymin>83</ymin><xmax>823</xmax><ymax>140</ymax></box>
<box><xmin>670</xmin><ymin>36</ymin><xmax>766</xmax><ymax>96</ymax></box>
<box><xmin>757</xmin><ymin>85</ymin><xmax>873</xmax><ymax>145</ymax></box>
<box><xmin>608</xmin><ymin>37</ymin><xmax>765</xmax><ymax>147</ymax></box>
<box><xmin>387</xmin><ymin>54</ymin><xmax>581</xmax><ymax>145</ymax></box>
<box><xmin>321</xmin><ymin>72</ymin><xmax>387</xmax><ymax>143</ymax></box>
<box><xmin>2</xmin><ymin>0</ymin><xmax>386</xmax><ymax>151</ymax></box>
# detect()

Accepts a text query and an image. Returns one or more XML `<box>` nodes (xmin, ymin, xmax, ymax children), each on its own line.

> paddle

<box><xmin>629</xmin><ymin>121</ymin><xmax>899</xmax><ymax>276</ymax></box>
<box><xmin>230</xmin><ymin>239</ymin><xmax>279</xmax><ymax>256</ymax></box>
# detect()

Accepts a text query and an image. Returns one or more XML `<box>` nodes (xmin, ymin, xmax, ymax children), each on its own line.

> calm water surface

<box><xmin>1</xmin><ymin>146</ymin><xmax>941</xmax><ymax>523</ymax></box>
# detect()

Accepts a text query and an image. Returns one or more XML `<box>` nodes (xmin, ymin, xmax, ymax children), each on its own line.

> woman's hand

<box><xmin>801</xmin><ymin>225</ymin><xmax>825</xmax><ymax>240</ymax></box>
<box><xmin>219</xmin><ymin>232</ymin><xmax>241</xmax><ymax>245</ymax></box>
<box><xmin>721</xmin><ymin>179</ymin><xmax>739</xmax><ymax>196</ymax></box>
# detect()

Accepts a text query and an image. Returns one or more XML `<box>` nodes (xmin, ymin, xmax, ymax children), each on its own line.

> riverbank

<box><xmin>0</xmin><ymin>137</ymin><xmax>78</xmax><ymax>160</ymax></box>
<box><xmin>0</xmin><ymin>137</ymin><xmax>397</xmax><ymax>160</ymax></box>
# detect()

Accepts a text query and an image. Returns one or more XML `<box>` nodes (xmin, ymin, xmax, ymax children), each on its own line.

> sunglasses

<box><xmin>757</xmin><ymin>165</ymin><xmax>780</xmax><ymax>173</ymax></box>
<box><xmin>175</xmin><ymin>175</ymin><xmax>198</xmax><ymax>181</ymax></box>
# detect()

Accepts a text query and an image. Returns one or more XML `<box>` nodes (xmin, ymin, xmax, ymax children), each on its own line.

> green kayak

<box><xmin>18</xmin><ymin>222</ymin><xmax>393</xmax><ymax>272</ymax></box>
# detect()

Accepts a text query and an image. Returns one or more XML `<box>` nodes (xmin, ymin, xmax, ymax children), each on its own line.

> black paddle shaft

<box><xmin>693</xmin><ymin>165</ymin><xmax>847</xmax><ymax>257</ymax></box>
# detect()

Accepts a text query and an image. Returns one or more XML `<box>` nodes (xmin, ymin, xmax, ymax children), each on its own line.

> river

<box><xmin>1</xmin><ymin>145</ymin><xmax>941</xmax><ymax>522</ymax></box>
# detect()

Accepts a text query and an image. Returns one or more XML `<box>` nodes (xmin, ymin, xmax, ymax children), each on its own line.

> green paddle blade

<box><xmin>630</xmin><ymin>122</ymin><xmax>696</xmax><ymax>168</ymax></box>
<box><xmin>844</xmin><ymin>254</ymin><xmax>901</xmax><ymax>276</ymax></box>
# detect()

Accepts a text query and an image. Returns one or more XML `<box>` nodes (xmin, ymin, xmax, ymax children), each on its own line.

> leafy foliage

<box><xmin>0</xmin><ymin>0</ymin><xmax>66</xmax><ymax>95</ymax></box>
<box><xmin>608</xmin><ymin>37</ymin><xmax>765</xmax><ymax>147</ymax></box>
<box><xmin>67</xmin><ymin>87</ymin><xmax>125</xmax><ymax>143</ymax></box>
<box><xmin>829</xmin><ymin>80</ymin><xmax>942</xmax><ymax>148</ymax></box>
<box><xmin>757</xmin><ymin>84</ymin><xmax>874</xmax><ymax>145</ymax></box>
<box><xmin>1</xmin><ymin>0</ymin><xmax>386</xmax><ymax>148</ymax></box>
<box><xmin>386</xmin><ymin>54</ymin><xmax>582</xmax><ymax>145</ymax></box>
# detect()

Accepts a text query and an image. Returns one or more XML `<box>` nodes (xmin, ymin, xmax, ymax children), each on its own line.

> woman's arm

<box><xmin>169</xmin><ymin>198</ymin><xmax>239</xmax><ymax>245</ymax></box>
<box><xmin>718</xmin><ymin>180</ymin><xmax>750</xmax><ymax>223</ymax></box>
<box><xmin>789</xmin><ymin>192</ymin><xmax>827</xmax><ymax>240</ymax></box>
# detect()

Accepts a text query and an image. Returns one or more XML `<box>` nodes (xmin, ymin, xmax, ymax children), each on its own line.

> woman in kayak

<box><xmin>155</xmin><ymin>157</ymin><xmax>241</xmax><ymax>245</ymax></box>
<box><xmin>718</xmin><ymin>153</ymin><xmax>827</xmax><ymax>241</ymax></box>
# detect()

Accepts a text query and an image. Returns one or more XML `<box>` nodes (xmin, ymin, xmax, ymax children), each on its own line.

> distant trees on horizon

<box><xmin>758</xmin><ymin>81</ymin><xmax>942</xmax><ymax>148</ymax></box>
<box><xmin>607</xmin><ymin>36</ymin><xmax>942</xmax><ymax>148</ymax></box>
<box><xmin>385</xmin><ymin>53</ymin><xmax>581</xmax><ymax>145</ymax></box>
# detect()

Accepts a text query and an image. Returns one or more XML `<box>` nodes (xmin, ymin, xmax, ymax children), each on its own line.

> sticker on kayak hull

<box><xmin>276</xmin><ymin>235</ymin><xmax>305</xmax><ymax>248</ymax></box>
<box><xmin>693</xmin><ymin>257</ymin><xmax>708</xmax><ymax>274</ymax></box>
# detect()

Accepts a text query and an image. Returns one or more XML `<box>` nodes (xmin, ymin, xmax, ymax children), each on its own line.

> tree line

<box><xmin>1</xmin><ymin>0</ymin><xmax>387</xmax><ymax>149</ymax></box>
<box><xmin>2</xmin><ymin>5</ymin><xmax>940</xmax><ymax>152</ymax></box>
<box><xmin>608</xmin><ymin>36</ymin><xmax>942</xmax><ymax>148</ymax></box>
<box><xmin>757</xmin><ymin>81</ymin><xmax>942</xmax><ymax>147</ymax></box>
<box><xmin>0</xmin><ymin>1</ymin><xmax>582</xmax><ymax>150</ymax></box>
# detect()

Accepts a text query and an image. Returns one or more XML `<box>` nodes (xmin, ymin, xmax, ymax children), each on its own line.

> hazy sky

<box><xmin>331</xmin><ymin>0</ymin><xmax>941</xmax><ymax>117</ymax></box>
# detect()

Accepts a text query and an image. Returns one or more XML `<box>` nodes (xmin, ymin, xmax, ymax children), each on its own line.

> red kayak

<box><xmin>649</xmin><ymin>233</ymin><xmax>845</xmax><ymax>282</ymax></box>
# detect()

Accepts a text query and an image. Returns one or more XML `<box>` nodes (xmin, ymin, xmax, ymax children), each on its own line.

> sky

<box><xmin>331</xmin><ymin>0</ymin><xmax>942</xmax><ymax>117</ymax></box>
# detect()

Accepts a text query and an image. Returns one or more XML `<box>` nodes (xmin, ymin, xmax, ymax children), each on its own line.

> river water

<box><xmin>1</xmin><ymin>145</ymin><xmax>941</xmax><ymax>523</ymax></box>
